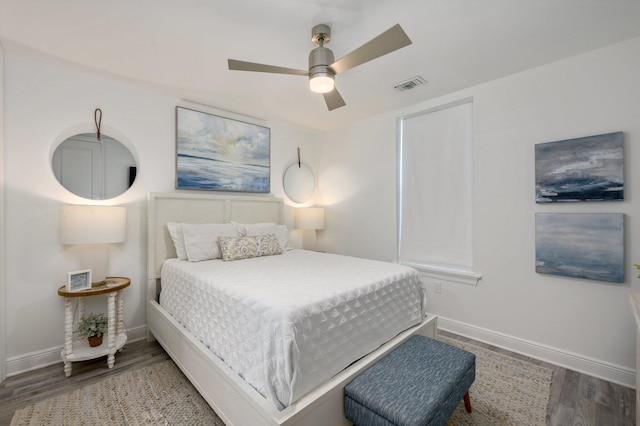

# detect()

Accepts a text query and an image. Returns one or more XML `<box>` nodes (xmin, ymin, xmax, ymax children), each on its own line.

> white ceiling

<box><xmin>1</xmin><ymin>0</ymin><xmax>639</xmax><ymax>130</ymax></box>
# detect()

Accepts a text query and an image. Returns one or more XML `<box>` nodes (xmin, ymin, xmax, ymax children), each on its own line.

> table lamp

<box><xmin>61</xmin><ymin>205</ymin><xmax>126</xmax><ymax>284</ymax></box>
<box><xmin>294</xmin><ymin>207</ymin><xmax>325</xmax><ymax>250</ymax></box>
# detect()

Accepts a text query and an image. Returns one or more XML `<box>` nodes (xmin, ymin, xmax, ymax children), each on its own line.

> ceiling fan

<box><xmin>228</xmin><ymin>23</ymin><xmax>412</xmax><ymax>111</ymax></box>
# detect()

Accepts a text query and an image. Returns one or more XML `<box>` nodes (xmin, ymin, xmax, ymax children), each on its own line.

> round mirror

<box><xmin>283</xmin><ymin>163</ymin><xmax>315</xmax><ymax>203</ymax></box>
<box><xmin>52</xmin><ymin>133</ymin><xmax>137</xmax><ymax>200</ymax></box>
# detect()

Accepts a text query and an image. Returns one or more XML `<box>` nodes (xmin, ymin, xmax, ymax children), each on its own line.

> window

<box><xmin>398</xmin><ymin>99</ymin><xmax>480</xmax><ymax>285</ymax></box>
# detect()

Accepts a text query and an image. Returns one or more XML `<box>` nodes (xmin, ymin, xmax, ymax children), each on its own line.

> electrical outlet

<box><xmin>434</xmin><ymin>281</ymin><xmax>441</xmax><ymax>293</ymax></box>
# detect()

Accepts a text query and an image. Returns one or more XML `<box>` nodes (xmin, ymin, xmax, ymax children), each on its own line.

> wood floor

<box><xmin>0</xmin><ymin>333</ymin><xmax>635</xmax><ymax>426</ymax></box>
<box><xmin>0</xmin><ymin>339</ymin><xmax>170</xmax><ymax>426</ymax></box>
<box><xmin>439</xmin><ymin>330</ymin><xmax>636</xmax><ymax>426</ymax></box>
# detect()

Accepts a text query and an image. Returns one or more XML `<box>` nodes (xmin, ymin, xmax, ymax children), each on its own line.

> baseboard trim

<box><xmin>6</xmin><ymin>325</ymin><xmax>147</xmax><ymax>377</ymax></box>
<box><xmin>438</xmin><ymin>316</ymin><xmax>635</xmax><ymax>389</ymax></box>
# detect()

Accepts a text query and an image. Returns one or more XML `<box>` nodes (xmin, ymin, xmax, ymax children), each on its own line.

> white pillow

<box><xmin>167</xmin><ymin>222</ymin><xmax>187</xmax><ymax>260</ymax></box>
<box><xmin>182</xmin><ymin>223</ymin><xmax>239</xmax><ymax>262</ymax></box>
<box><xmin>245</xmin><ymin>224</ymin><xmax>291</xmax><ymax>251</ymax></box>
<box><xmin>232</xmin><ymin>221</ymin><xmax>276</xmax><ymax>236</ymax></box>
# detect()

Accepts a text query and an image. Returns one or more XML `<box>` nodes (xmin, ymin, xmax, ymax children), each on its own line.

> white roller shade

<box><xmin>399</xmin><ymin>100</ymin><xmax>473</xmax><ymax>270</ymax></box>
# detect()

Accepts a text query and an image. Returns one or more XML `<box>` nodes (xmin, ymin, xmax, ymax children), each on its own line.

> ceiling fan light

<box><xmin>309</xmin><ymin>75</ymin><xmax>335</xmax><ymax>93</ymax></box>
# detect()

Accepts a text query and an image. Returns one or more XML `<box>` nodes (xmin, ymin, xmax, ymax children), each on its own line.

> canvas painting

<box><xmin>176</xmin><ymin>107</ymin><xmax>270</xmax><ymax>192</ymax></box>
<box><xmin>535</xmin><ymin>213</ymin><xmax>624</xmax><ymax>283</ymax></box>
<box><xmin>535</xmin><ymin>132</ymin><xmax>623</xmax><ymax>203</ymax></box>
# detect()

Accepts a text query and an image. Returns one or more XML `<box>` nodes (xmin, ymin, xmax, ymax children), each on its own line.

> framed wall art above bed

<box><xmin>175</xmin><ymin>106</ymin><xmax>270</xmax><ymax>193</ymax></box>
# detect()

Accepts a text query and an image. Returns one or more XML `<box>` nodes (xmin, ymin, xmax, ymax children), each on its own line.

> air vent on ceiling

<box><xmin>394</xmin><ymin>76</ymin><xmax>427</xmax><ymax>92</ymax></box>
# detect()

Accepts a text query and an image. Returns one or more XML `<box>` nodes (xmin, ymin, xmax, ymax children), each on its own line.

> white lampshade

<box><xmin>61</xmin><ymin>205</ymin><xmax>126</xmax><ymax>245</ymax></box>
<box><xmin>295</xmin><ymin>207</ymin><xmax>325</xmax><ymax>230</ymax></box>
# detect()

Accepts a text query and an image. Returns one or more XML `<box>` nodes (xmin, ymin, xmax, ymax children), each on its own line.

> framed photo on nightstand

<box><xmin>67</xmin><ymin>269</ymin><xmax>92</xmax><ymax>292</ymax></box>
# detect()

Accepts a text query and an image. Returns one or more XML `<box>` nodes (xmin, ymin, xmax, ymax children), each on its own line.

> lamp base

<box><xmin>300</xmin><ymin>230</ymin><xmax>317</xmax><ymax>251</ymax></box>
<box><xmin>73</xmin><ymin>244</ymin><xmax>110</xmax><ymax>284</ymax></box>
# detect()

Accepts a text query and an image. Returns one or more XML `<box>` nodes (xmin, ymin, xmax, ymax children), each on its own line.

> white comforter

<box><xmin>160</xmin><ymin>249</ymin><xmax>427</xmax><ymax>409</ymax></box>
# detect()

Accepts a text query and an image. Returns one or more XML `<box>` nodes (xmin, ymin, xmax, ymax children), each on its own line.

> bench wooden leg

<box><xmin>463</xmin><ymin>391</ymin><xmax>472</xmax><ymax>413</ymax></box>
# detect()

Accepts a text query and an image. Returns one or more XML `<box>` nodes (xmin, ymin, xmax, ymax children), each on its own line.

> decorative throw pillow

<box><xmin>256</xmin><ymin>234</ymin><xmax>282</xmax><ymax>257</ymax></box>
<box><xmin>218</xmin><ymin>234</ymin><xmax>282</xmax><ymax>261</ymax></box>
<box><xmin>218</xmin><ymin>235</ymin><xmax>260</xmax><ymax>261</ymax></box>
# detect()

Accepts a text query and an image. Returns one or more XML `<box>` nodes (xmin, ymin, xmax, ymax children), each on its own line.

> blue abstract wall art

<box><xmin>535</xmin><ymin>132</ymin><xmax>623</xmax><ymax>203</ymax></box>
<box><xmin>535</xmin><ymin>213</ymin><xmax>624</xmax><ymax>283</ymax></box>
<box><xmin>176</xmin><ymin>107</ymin><xmax>270</xmax><ymax>192</ymax></box>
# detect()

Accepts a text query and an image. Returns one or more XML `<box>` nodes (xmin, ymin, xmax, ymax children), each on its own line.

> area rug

<box><xmin>442</xmin><ymin>336</ymin><xmax>554</xmax><ymax>426</ymax></box>
<box><xmin>12</xmin><ymin>337</ymin><xmax>554</xmax><ymax>426</ymax></box>
<box><xmin>10</xmin><ymin>361</ymin><xmax>224</xmax><ymax>426</ymax></box>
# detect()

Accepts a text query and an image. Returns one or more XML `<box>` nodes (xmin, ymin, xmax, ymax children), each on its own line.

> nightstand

<box><xmin>57</xmin><ymin>276</ymin><xmax>130</xmax><ymax>377</ymax></box>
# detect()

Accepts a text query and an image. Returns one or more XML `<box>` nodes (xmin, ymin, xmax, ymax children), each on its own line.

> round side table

<box><xmin>57</xmin><ymin>277</ymin><xmax>130</xmax><ymax>377</ymax></box>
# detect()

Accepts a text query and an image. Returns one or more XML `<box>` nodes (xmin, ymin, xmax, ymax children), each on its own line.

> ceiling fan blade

<box><xmin>330</xmin><ymin>24</ymin><xmax>412</xmax><ymax>75</ymax></box>
<box><xmin>228</xmin><ymin>59</ymin><xmax>308</xmax><ymax>76</ymax></box>
<box><xmin>323</xmin><ymin>88</ymin><xmax>346</xmax><ymax>111</ymax></box>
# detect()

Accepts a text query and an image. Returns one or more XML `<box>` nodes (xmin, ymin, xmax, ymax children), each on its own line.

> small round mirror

<box><xmin>52</xmin><ymin>133</ymin><xmax>137</xmax><ymax>200</ymax></box>
<box><xmin>283</xmin><ymin>163</ymin><xmax>315</xmax><ymax>203</ymax></box>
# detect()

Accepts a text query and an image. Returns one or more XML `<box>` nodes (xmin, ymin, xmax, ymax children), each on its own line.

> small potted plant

<box><xmin>76</xmin><ymin>313</ymin><xmax>108</xmax><ymax>347</ymax></box>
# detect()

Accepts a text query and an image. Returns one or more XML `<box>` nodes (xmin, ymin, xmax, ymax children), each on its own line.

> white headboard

<box><xmin>147</xmin><ymin>192</ymin><xmax>284</xmax><ymax>301</ymax></box>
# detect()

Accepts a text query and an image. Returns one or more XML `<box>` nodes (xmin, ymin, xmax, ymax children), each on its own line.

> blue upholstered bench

<box><xmin>344</xmin><ymin>335</ymin><xmax>476</xmax><ymax>426</ymax></box>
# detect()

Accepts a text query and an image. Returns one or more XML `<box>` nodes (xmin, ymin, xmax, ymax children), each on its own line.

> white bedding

<box><xmin>160</xmin><ymin>249</ymin><xmax>427</xmax><ymax>409</ymax></box>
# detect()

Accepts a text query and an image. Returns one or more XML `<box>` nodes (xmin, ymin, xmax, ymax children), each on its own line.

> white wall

<box><xmin>2</xmin><ymin>48</ymin><xmax>321</xmax><ymax>374</ymax></box>
<box><xmin>318</xmin><ymin>37</ymin><xmax>640</xmax><ymax>387</ymax></box>
<box><xmin>0</xmin><ymin>42</ymin><xmax>6</xmax><ymax>382</ymax></box>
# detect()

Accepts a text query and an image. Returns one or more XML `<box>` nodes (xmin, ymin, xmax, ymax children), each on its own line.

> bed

<box><xmin>147</xmin><ymin>192</ymin><xmax>437</xmax><ymax>426</ymax></box>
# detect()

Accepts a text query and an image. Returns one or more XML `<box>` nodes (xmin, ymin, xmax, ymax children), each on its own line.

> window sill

<box><xmin>400</xmin><ymin>261</ymin><xmax>481</xmax><ymax>286</ymax></box>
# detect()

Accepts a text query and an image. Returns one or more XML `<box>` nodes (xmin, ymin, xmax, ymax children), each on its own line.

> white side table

<box><xmin>57</xmin><ymin>277</ymin><xmax>130</xmax><ymax>377</ymax></box>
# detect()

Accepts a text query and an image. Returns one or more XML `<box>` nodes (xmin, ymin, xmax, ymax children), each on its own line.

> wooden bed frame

<box><xmin>146</xmin><ymin>192</ymin><xmax>437</xmax><ymax>426</ymax></box>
